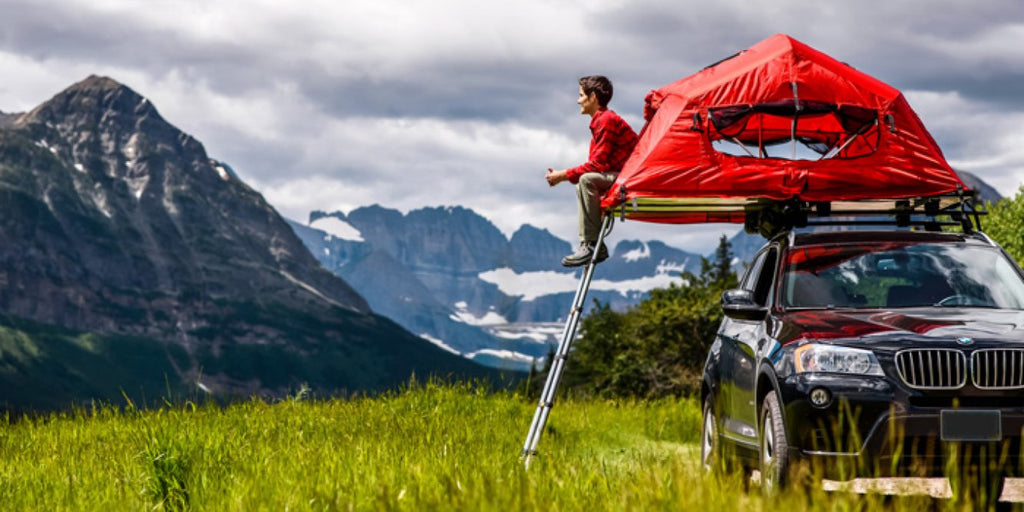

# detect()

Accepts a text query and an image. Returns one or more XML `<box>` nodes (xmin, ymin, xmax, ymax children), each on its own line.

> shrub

<box><xmin>565</xmin><ymin>235</ymin><xmax>737</xmax><ymax>398</ymax></box>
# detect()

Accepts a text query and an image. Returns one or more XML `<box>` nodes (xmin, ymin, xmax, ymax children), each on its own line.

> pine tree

<box><xmin>700</xmin><ymin>234</ymin><xmax>737</xmax><ymax>288</ymax></box>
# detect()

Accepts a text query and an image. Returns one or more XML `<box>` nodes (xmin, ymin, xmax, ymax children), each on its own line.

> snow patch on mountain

<box><xmin>449</xmin><ymin>302</ymin><xmax>507</xmax><ymax>326</ymax></box>
<box><xmin>487</xmin><ymin>322</ymin><xmax>562</xmax><ymax>344</ymax></box>
<box><xmin>130</xmin><ymin>176</ymin><xmax>148</xmax><ymax>199</ymax></box>
<box><xmin>477</xmin><ymin>269</ymin><xmax>578</xmax><ymax>300</ymax></box>
<box><xmin>466</xmin><ymin>348</ymin><xmax>536</xmax><ymax>364</ymax></box>
<box><xmin>656</xmin><ymin>259</ymin><xmax>690</xmax><ymax>274</ymax></box>
<box><xmin>420</xmin><ymin>333</ymin><xmax>460</xmax><ymax>355</ymax></box>
<box><xmin>35</xmin><ymin>139</ymin><xmax>57</xmax><ymax>155</ymax></box>
<box><xmin>623</xmin><ymin>242</ymin><xmax>651</xmax><ymax>262</ymax></box>
<box><xmin>214</xmin><ymin>163</ymin><xmax>231</xmax><ymax>180</ymax></box>
<box><xmin>478</xmin><ymin>267</ymin><xmax>689</xmax><ymax>301</ymax></box>
<box><xmin>310</xmin><ymin>216</ymin><xmax>364</xmax><ymax>242</ymax></box>
<box><xmin>597</xmin><ymin>272</ymin><xmax>691</xmax><ymax>296</ymax></box>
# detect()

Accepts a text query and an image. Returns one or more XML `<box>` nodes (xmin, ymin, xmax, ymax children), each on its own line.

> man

<box><xmin>547</xmin><ymin>75</ymin><xmax>638</xmax><ymax>267</ymax></box>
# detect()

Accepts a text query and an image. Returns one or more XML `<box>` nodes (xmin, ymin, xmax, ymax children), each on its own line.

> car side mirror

<box><xmin>721</xmin><ymin>289</ymin><xmax>767</xmax><ymax>321</ymax></box>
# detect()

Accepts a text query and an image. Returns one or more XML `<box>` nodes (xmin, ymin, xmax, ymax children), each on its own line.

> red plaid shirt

<box><xmin>565</xmin><ymin>108</ymin><xmax>638</xmax><ymax>184</ymax></box>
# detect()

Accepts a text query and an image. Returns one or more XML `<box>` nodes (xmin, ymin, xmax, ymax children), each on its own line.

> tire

<box><xmin>700</xmin><ymin>397</ymin><xmax>723</xmax><ymax>474</ymax></box>
<box><xmin>759</xmin><ymin>390</ymin><xmax>791</xmax><ymax>493</ymax></box>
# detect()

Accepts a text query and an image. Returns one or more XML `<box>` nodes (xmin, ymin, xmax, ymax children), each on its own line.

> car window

<box><xmin>741</xmin><ymin>250</ymin><xmax>766</xmax><ymax>292</ymax></box>
<box><xmin>781</xmin><ymin>242</ymin><xmax>1024</xmax><ymax>310</ymax></box>
<box><xmin>753</xmin><ymin>248</ymin><xmax>777</xmax><ymax>305</ymax></box>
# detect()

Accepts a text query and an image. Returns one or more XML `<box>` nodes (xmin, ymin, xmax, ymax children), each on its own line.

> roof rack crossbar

<box><xmin>739</xmin><ymin>193</ymin><xmax>987</xmax><ymax>238</ymax></box>
<box><xmin>804</xmin><ymin>219</ymin><xmax>963</xmax><ymax>228</ymax></box>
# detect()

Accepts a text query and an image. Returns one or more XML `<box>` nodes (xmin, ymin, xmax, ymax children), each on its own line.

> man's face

<box><xmin>577</xmin><ymin>86</ymin><xmax>600</xmax><ymax>116</ymax></box>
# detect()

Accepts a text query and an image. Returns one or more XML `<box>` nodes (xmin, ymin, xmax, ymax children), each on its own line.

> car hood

<box><xmin>776</xmin><ymin>308</ymin><xmax>1024</xmax><ymax>347</ymax></box>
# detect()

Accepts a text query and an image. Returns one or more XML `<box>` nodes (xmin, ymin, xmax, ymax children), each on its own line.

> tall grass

<box><xmin>0</xmin><ymin>382</ymin><xmax>982</xmax><ymax>510</ymax></box>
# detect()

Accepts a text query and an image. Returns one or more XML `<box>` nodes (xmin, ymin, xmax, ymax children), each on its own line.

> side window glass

<box><xmin>753</xmin><ymin>248</ymin><xmax>778</xmax><ymax>305</ymax></box>
<box><xmin>741</xmin><ymin>251</ymin><xmax>767</xmax><ymax>292</ymax></box>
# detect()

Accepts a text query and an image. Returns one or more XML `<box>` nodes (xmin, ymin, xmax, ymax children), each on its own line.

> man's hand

<box><xmin>546</xmin><ymin>168</ymin><xmax>568</xmax><ymax>187</ymax></box>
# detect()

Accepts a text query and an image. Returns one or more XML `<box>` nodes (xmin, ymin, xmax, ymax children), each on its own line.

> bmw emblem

<box><xmin>956</xmin><ymin>337</ymin><xmax>974</xmax><ymax>346</ymax></box>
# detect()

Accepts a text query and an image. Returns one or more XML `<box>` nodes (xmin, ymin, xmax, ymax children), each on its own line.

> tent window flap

<box><xmin>708</xmin><ymin>100</ymin><xmax>879</xmax><ymax>159</ymax></box>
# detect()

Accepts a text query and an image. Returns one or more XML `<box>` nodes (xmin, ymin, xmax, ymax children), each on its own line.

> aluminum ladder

<box><xmin>520</xmin><ymin>214</ymin><xmax>612</xmax><ymax>469</ymax></box>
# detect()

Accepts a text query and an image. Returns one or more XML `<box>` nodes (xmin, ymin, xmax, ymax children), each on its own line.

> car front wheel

<box><xmin>701</xmin><ymin>397</ymin><xmax>722</xmax><ymax>474</ymax></box>
<box><xmin>759</xmin><ymin>390</ymin><xmax>791</xmax><ymax>493</ymax></box>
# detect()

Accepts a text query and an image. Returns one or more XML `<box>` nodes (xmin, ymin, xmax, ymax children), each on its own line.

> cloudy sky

<box><xmin>2</xmin><ymin>0</ymin><xmax>1023</xmax><ymax>253</ymax></box>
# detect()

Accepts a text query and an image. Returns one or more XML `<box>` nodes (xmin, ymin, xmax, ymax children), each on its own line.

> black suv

<box><xmin>700</xmin><ymin>228</ymin><xmax>1024</xmax><ymax>500</ymax></box>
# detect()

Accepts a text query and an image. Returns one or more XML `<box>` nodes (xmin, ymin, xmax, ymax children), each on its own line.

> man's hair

<box><xmin>579</xmin><ymin>75</ymin><xmax>613</xmax><ymax>107</ymax></box>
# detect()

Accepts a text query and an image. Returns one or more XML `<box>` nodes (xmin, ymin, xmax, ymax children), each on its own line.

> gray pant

<box><xmin>576</xmin><ymin>171</ymin><xmax>617</xmax><ymax>243</ymax></box>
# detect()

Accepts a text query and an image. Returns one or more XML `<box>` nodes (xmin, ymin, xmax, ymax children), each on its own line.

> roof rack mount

<box><xmin>744</xmin><ymin>193</ymin><xmax>985</xmax><ymax>238</ymax></box>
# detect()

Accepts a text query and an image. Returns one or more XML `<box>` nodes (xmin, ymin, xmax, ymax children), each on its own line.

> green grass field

<box><xmin>0</xmin><ymin>382</ymin><xmax>989</xmax><ymax>510</ymax></box>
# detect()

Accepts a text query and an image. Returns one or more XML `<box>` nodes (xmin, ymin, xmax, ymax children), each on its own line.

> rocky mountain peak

<box><xmin>17</xmin><ymin>75</ymin><xmax>206</xmax><ymax>185</ymax></box>
<box><xmin>508</xmin><ymin>224</ymin><xmax>571</xmax><ymax>272</ymax></box>
<box><xmin>22</xmin><ymin>75</ymin><xmax>151</xmax><ymax>124</ymax></box>
<box><xmin>341</xmin><ymin>204</ymin><xmax>508</xmax><ymax>274</ymax></box>
<box><xmin>1</xmin><ymin>76</ymin><xmax>371</xmax><ymax>337</ymax></box>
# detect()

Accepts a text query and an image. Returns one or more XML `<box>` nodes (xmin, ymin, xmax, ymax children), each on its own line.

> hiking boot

<box><xmin>594</xmin><ymin>242</ymin><xmax>609</xmax><ymax>264</ymax></box>
<box><xmin>561</xmin><ymin>242</ymin><xmax>609</xmax><ymax>267</ymax></box>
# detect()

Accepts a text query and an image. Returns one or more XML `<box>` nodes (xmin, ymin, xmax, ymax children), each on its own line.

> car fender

<box><xmin>701</xmin><ymin>336</ymin><xmax>724</xmax><ymax>406</ymax></box>
<box><xmin>755</xmin><ymin>360</ymin><xmax>783</xmax><ymax>436</ymax></box>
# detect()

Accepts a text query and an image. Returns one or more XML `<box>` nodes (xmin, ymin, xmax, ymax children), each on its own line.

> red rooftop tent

<box><xmin>601</xmin><ymin>33</ymin><xmax>968</xmax><ymax>224</ymax></box>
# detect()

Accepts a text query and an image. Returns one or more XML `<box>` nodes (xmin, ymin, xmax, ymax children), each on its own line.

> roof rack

<box><xmin>744</xmin><ymin>191</ymin><xmax>986</xmax><ymax>238</ymax></box>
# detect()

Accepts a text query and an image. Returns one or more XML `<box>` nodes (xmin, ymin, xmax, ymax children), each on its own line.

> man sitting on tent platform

<box><xmin>547</xmin><ymin>75</ymin><xmax>638</xmax><ymax>267</ymax></box>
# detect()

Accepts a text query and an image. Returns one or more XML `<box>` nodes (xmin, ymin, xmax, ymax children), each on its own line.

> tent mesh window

<box><xmin>708</xmin><ymin>100</ymin><xmax>879</xmax><ymax>161</ymax></box>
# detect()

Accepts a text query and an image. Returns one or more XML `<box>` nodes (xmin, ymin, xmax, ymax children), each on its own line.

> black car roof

<box><xmin>788</xmin><ymin>229</ymin><xmax>993</xmax><ymax>248</ymax></box>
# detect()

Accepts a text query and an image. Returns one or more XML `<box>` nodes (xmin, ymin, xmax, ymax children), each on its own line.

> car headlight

<box><xmin>794</xmin><ymin>344</ymin><xmax>884</xmax><ymax>376</ymax></box>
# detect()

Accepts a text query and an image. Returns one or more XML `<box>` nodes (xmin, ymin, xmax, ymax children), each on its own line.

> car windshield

<box><xmin>781</xmin><ymin>241</ymin><xmax>1024</xmax><ymax>310</ymax></box>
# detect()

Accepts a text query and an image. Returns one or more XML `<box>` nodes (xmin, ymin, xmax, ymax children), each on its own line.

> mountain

<box><xmin>0</xmin><ymin>76</ymin><xmax>498</xmax><ymax>412</ymax></box>
<box><xmin>507</xmin><ymin>224</ymin><xmax>573</xmax><ymax>272</ymax></box>
<box><xmin>291</xmin><ymin>205</ymin><xmax>704</xmax><ymax>370</ymax></box>
<box><xmin>960</xmin><ymin>170</ymin><xmax>1004</xmax><ymax>205</ymax></box>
